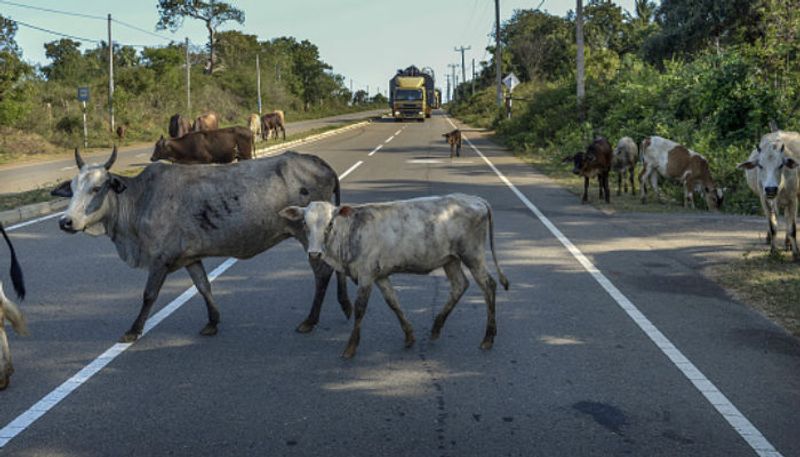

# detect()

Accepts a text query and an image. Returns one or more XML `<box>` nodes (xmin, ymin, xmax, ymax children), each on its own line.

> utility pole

<box><xmin>107</xmin><ymin>14</ymin><xmax>114</xmax><ymax>132</ymax></box>
<box><xmin>446</xmin><ymin>74</ymin><xmax>451</xmax><ymax>103</ymax></box>
<box><xmin>494</xmin><ymin>0</ymin><xmax>502</xmax><ymax>107</ymax></box>
<box><xmin>454</xmin><ymin>45</ymin><xmax>471</xmax><ymax>88</ymax></box>
<box><xmin>448</xmin><ymin>63</ymin><xmax>458</xmax><ymax>102</ymax></box>
<box><xmin>185</xmin><ymin>37</ymin><xmax>191</xmax><ymax>113</ymax></box>
<box><xmin>576</xmin><ymin>0</ymin><xmax>585</xmax><ymax>121</ymax></box>
<box><xmin>471</xmin><ymin>58</ymin><xmax>476</xmax><ymax>96</ymax></box>
<box><xmin>256</xmin><ymin>54</ymin><xmax>262</xmax><ymax>115</ymax></box>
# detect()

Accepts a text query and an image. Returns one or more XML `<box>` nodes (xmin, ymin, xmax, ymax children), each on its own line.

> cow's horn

<box><xmin>74</xmin><ymin>147</ymin><xmax>85</xmax><ymax>169</ymax></box>
<box><xmin>104</xmin><ymin>146</ymin><xmax>118</xmax><ymax>170</ymax></box>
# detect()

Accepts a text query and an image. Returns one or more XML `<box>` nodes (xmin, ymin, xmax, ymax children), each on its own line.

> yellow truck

<box><xmin>389</xmin><ymin>66</ymin><xmax>435</xmax><ymax>121</ymax></box>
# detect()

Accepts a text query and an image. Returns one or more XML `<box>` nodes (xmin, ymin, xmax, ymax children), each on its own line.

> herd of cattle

<box><xmin>564</xmin><ymin>129</ymin><xmax>799</xmax><ymax>259</ymax></box>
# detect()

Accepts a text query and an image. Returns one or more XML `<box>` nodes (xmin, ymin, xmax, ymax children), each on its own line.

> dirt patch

<box><xmin>0</xmin><ymin>127</ymin><xmax>64</xmax><ymax>163</ymax></box>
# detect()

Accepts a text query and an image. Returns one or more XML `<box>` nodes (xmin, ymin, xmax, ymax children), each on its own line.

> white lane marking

<box><xmin>368</xmin><ymin>144</ymin><xmax>383</xmax><ymax>157</ymax></box>
<box><xmin>7</xmin><ymin>212</ymin><xmax>63</xmax><ymax>231</ymax></box>
<box><xmin>445</xmin><ymin>117</ymin><xmax>783</xmax><ymax>457</ymax></box>
<box><xmin>59</xmin><ymin>166</ymin><xmax>73</xmax><ymax>171</ymax></box>
<box><xmin>408</xmin><ymin>159</ymin><xmax>443</xmax><ymax>164</ymax></box>
<box><xmin>135</xmin><ymin>153</ymin><xmax>147</xmax><ymax>158</ymax></box>
<box><xmin>339</xmin><ymin>160</ymin><xmax>363</xmax><ymax>180</ymax></box>
<box><xmin>394</xmin><ymin>129</ymin><xmax>402</xmax><ymax>136</ymax></box>
<box><xmin>384</xmin><ymin>135</ymin><xmax>395</xmax><ymax>144</ymax></box>
<box><xmin>0</xmin><ymin>161</ymin><xmax>364</xmax><ymax>449</ymax></box>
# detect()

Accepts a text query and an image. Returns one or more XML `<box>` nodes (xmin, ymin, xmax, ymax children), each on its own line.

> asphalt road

<box><xmin>0</xmin><ymin>108</ymin><xmax>387</xmax><ymax>194</ymax></box>
<box><xmin>0</xmin><ymin>110</ymin><xmax>797</xmax><ymax>456</ymax></box>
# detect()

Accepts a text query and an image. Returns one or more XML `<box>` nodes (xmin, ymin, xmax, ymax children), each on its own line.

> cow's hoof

<box><xmin>479</xmin><ymin>340</ymin><xmax>494</xmax><ymax>350</ymax></box>
<box><xmin>341</xmin><ymin>346</ymin><xmax>357</xmax><ymax>359</ymax></box>
<box><xmin>199</xmin><ymin>324</ymin><xmax>218</xmax><ymax>336</ymax></box>
<box><xmin>430</xmin><ymin>329</ymin><xmax>441</xmax><ymax>340</ymax></box>
<box><xmin>119</xmin><ymin>332</ymin><xmax>140</xmax><ymax>343</ymax></box>
<box><xmin>295</xmin><ymin>321</ymin><xmax>315</xmax><ymax>334</ymax></box>
<box><xmin>404</xmin><ymin>334</ymin><xmax>416</xmax><ymax>348</ymax></box>
<box><xmin>0</xmin><ymin>375</ymin><xmax>9</xmax><ymax>391</ymax></box>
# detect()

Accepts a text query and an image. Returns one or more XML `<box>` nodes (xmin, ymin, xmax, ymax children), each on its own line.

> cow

<box><xmin>443</xmin><ymin>129</ymin><xmax>462</xmax><ymax>158</ymax></box>
<box><xmin>193</xmin><ymin>111</ymin><xmax>220</xmax><ymax>132</ymax></box>
<box><xmin>561</xmin><ymin>136</ymin><xmax>613</xmax><ymax>204</ymax></box>
<box><xmin>151</xmin><ymin>126</ymin><xmax>255</xmax><ymax>164</ymax></box>
<box><xmin>50</xmin><ymin>147</ymin><xmax>352</xmax><ymax>343</ymax></box>
<box><xmin>639</xmin><ymin>136</ymin><xmax>724</xmax><ymax>210</ymax></box>
<box><xmin>612</xmin><ymin>136</ymin><xmax>637</xmax><ymax>195</ymax></box>
<box><xmin>0</xmin><ymin>222</ymin><xmax>27</xmax><ymax>391</ymax></box>
<box><xmin>261</xmin><ymin>111</ymin><xmax>286</xmax><ymax>141</ymax></box>
<box><xmin>168</xmin><ymin>114</ymin><xmax>192</xmax><ymax>138</ymax></box>
<box><xmin>737</xmin><ymin>130</ymin><xmax>800</xmax><ymax>259</ymax></box>
<box><xmin>115</xmin><ymin>125</ymin><xmax>127</xmax><ymax>141</ymax></box>
<box><xmin>248</xmin><ymin>113</ymin><xmax>262</xmax><ymax>142</ymax></box>
<box><xmin>279</xmin><ymin>193</ymin><xmax>509</xmax><ymax>359</ymax></box>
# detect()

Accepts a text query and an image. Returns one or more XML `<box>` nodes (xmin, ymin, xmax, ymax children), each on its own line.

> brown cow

<box><xmin>443</xmin><ymin>129</ymin><xmax>462</xmax><ymax>158</ymax></box>
<box><xmin>151</xmin><ymin>126</ymin><xmax>254</xmax><ymax>164</ymax></box>
<box><xmin>168</xmin><ymin>114</ymin><xmax>192</xmax><ymax>138</ymax></box>
<box><xmin>261</xmin><ymin>111</ymin><xmax>286</xmax><ymax>141</ymax></box>
<box><xmin>562</xmin><ymin>136</ymin><xmax>613</xmax><ymax>203</ymax></box>
<box><xmin>115</xmin><ymin>125</ymin><xmax>127</xmax><ymax>141</ymax></box>
<box><xmin>193</xmin><ymin>111</ymin><xmax>220</xmax><ymax>132</ymax></box>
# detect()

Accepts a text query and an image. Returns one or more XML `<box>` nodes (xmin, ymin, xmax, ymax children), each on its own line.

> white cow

<box><xmin>0</xmin><ymin>223</ymin><xmax>27</xmax><ymax>391</ymax></box>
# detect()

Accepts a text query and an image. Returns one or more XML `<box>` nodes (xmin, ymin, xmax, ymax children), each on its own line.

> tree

<box><xmin>0</xmin><ymin>15</ymin><xmax>30</xmax><ymax>102</ymax></box>
<box><xmin>352</xmin><ymin>89</ymin><xmax>368</xmax><ymax>105</ymax></box>
<box><xmin>502</xmin><ymin>9</ymin><xmax>572</xmax><ymax>82</ymax></box>
<box><xmin>156</xmin><ymin>0</ymin><xmax>245</xmax><ymax>74</ymax></box>
<box><xmin>42</xmin><ymin>38</ymin><xmax>83</xmax><ymax>81</ymax></box>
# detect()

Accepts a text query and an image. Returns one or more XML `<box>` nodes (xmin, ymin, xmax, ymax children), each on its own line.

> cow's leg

<box><xmin>122</xmin><ymin>266</ymin><xmax>169</xmax><ymax>342</ymax></box>
<box><xmin>456</xmin><ymin>142</ymin><xmax>461</xmax><ymax>157</ymax></box>
<box><xmin>639</xmin><ymin>164</ymin><xmax>650</xmax><ymax>203</ymax></box>
<box><xmin>464</xmin><ymin>257</ymin><xmax>497</xmax><ymax>350</ymax></box>
<box><xmin>617</xmin><ymin>171</ymin><xmax>623</xmax><ymax>196</ymax></box>
<box><xmin>296</xmin><ymin>256</ymin><xmax>335</xmax><ymax>333</ymax></box>
<box><xmin>582</xmin><ymin>176</ymin><xmax>589</xmax><ymax>203</ymax></box>
<box><xmin>759</xmin><ymin>195</ymin><xmax>773</xmax><ymax>245</ymax></box>
<box><xmin>649</xmin><ymin>172</ymin><xmax>661</xmax><ymax>202</ymax></box>
<box><xmin>767</xmin><ymin>201</ymin><xmax>779</xmax><ymax>254</ymax></box>
<box><xmin>629</xmin><ymin>166</ymin><xmax>636</xmax><ymax>195</ymax></box>
<box><xmin>0</xmin><ymin>301</ymin><xmax>11</xmax><ymax>390</ymax></box>
<box><xmin>343</xmin><ymin>283</ymin><xmax>373</xmax><ymax>359</ymax></box>
<box><xmin>603</xmin><ymin>172</ymin><xmax>610</xmax><ymax>203</ymax></box>
<box><xmin>375</xmin><ymin>277</ymin><xmax>415</xmax><ymax>348</ymax></box>
<box><xmin>281</xmin><ymin>125</ymin><xmax>286</xmax><ymax>141</ymax></box>
<box><xmin>336</xmin><ymin>271</ymin><xmax>352</xmax><ymax>319</ymax></box>
<box><xmin>431</xmin><ymin>259</ymin><xmax>469</xmax><ymax>340</ymax></box>
<box><xmin>784</xmin><ymin>198</ymin><xmax>799</xmax><ymax>260</ymax></box>
<box><xmin>186</xmin><ymin>261</ymin><xmax>220</xmax><ymax>336</ymax></box>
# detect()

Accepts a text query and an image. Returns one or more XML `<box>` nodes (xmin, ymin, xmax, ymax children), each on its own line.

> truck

<box><xmin>389</xmin><ymin>66</ymin><xmax>436</xmax><ymax>121</ymax></box>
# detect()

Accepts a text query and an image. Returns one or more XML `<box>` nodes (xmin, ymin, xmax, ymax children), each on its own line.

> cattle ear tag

<box><xmin>337</xmin><ymin>206</ymin><xmax>353</xmax><ymax>217</ymax></box>
<box><xmin>278</xmin><ymin>206</ymin><xmax>304</xmax><ymax>221</ymax></box>
<box><xmin>51</xmin><ymin>180</ymin><xmax>73</xmax><ymax>198</ymax></box>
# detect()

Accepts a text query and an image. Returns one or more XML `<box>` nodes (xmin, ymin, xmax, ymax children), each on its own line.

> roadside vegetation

<box><xmin>449</xmin><ymin>0</ymin><xmax>800</xmax><ymax>334</ymax></box>
<box><xmin>0</xmin><ymin>2</ymin><xmax>387</xmax><ymax>163</ymax></box>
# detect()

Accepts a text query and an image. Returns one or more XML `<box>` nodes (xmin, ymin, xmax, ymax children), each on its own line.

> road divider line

<box><xmin>0</xmin><ymin>160</ymin><xmax>365</xmax><ymax>449</ymax></box>
<box><xmin>384</xmin><ymin>135</ymin><xmax>395</xmax><ymax>144</ymax></box>
<box><xmin>368</xmin><ymin>144</ymin><xmax>383</xmax><ymax>157</ymax></box>
<box><xmin>394</xmin><ymin>129</ymin><xmax>402</xmax><ymax>136</ymax></box>
<box><xmin>445</xmin><ymin>116</ymin><xmax>782</xmax><ymax>457</ymax></box>
<box><xmin>7</xmin><ymin>212</ymin><xmax>63</xmax><ymax>232</ymax></box>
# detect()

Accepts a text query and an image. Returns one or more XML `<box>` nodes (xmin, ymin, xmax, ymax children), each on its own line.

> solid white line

<box><xmin>7</xmin><ymin>212</ymin><xmax>63</xmax><ymax>231</ymax></box>
<box><xmin>368</xmin><ymin>144</ymin><xmax>383</xmax><ymax>157</ymax></box>
<box><xmin>339</xmin><ymin>160</ymin><xmax>363</xmax><ymax>180</ymax></box>
<box><xmin>384</xmin><ymin>135</ymin><xmax>395</xmax><ymax>144</ymax></box>
<box><xmin>445</xmin><ymin>117</ymin><xmax>782</xmax><ymax>457</ymax></box>
<box><xmin>59</xmin><ymin>166</ymin><xmax>73</xmax><ymax>171</ymax></box>
<box><xmin>0</xmin><ymin>161</ymin><xmax>364</xmax><ymax>449</ymax></box>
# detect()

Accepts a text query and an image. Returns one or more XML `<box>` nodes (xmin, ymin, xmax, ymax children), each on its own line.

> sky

<box><xmin>3</xmin><ymin>0</ymin><xmax>637</xmax><ymax>101</ymax></box>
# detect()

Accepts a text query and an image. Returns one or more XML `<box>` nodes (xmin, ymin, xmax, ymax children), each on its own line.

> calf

<box><xmin>639</xmin><ymin>136</ymin><xmax>723</xmax><ymax>209</ymax></box>
<box><xmin>280</xmin><ymin>194</ymin><xmax>509</xmax><ymax>358</ymax></box>
<box><xmin>152</xmin><ymin>126</ymin><xmax>254</xmax><ymax>164</ymax></box>
<box><xmin>612</xmin><ymin>136</ymin><xmax>637</xmax><ymax>195</ymax></box>
<box><xmin>248</xmin><ymin>113</ymin><xmax>262</xmax><ymax>142</ymax></box>
<box><xmin>737</xmin><ymin>131</ymin><xmax>800</xmax><ymax>259</ymax></box>
<box><xmin>0</xmin><ymin>223</ymin><xmax>27</xmax><ymax>391</ymax></box>
<box><xmin>193</xmin><ymin>111</ymin><xmax>220</xmax><ymax>132</ymax></box>
<box><xmin>561</xmin><ymin>136</ymin><xmax>613</xmax><ymax>203</ymax></box>
<box><xmin>443</xmin><ymin>129</ymin><xmax>462</xmax><ymax>158</ymax></box>
<box><xmin>261</xmin><ymin>111</ymin><xmax>286</xmax><ymax>141</ymax></box>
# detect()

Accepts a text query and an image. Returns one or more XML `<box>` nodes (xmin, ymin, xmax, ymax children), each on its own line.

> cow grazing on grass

<box><xmin>51</xmin><ymin>148</ymin><xmax>352</xmax><ymax>343</ymax></box>
<box><xmin>261</xmin><ymin>111</ymin><xmax>286</xmax><ymax>141</ymax></box>
<box><xmin>248</xmin><ymin>113</ymin><xmax>262</xmax><ymax>142</ymax></box>
<box><xmin>193</xmin><ymin>111</ymin><xmax>220</xmax><ymax>132</ymax></box>
<box><xmin>443</xmin><ymin>129</ymin><xmax>462</xmax><ymax>158</ymax></box>
<box><xmin>168</xmin><ymin>114</ymin><xmax>192</xmax><ymax>138</ymax></box>
<box><xmin>639</xmin><ymin>136</ymin><xmax>724</xmax><ymax>210</ymax></box>
<box><xmin>152</xmin><ymin>126</ymin><xmax>255</xmax><ymax>164</ymax></box>
<box><xmin>0</xmin><ymin>223</ymin><xmax>27</xmax><ymax>391</ymax></box>
<box><xmin>561</xmin><ymin>136</ymin><xmax>613</xmax><ymax>204</ymax></box>
<box><xmin>612</xmin><ymin>136</ymin><xmax>637</xmax><ymax>195</ymax></box>
<box><xmin>279</xmin><ymin>194</ymin><xmax>509</xmax><ymax>359</ymax></box>
<box><xmin>738</xmin><ymin>131</ymin><xmax>800</xmax><ymax>259</ymax></box>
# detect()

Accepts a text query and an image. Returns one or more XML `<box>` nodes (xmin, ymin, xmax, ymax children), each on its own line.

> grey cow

<box><xmin>51</xmin><ymin>148</ymin><xmax>351</xmax><ymax>342</ymax></box>
<box><xmin>612</xmin><ymin>136</ymin><xmax>638</xmax><ymax>195</ymax></box>
<box><xmin>0</xmin><ymin>222</ymin><xmax>26</xmax><ymax>391</ymax></box>
<box><xmin>279</xmin><ymin>193</ymin><xmax>509</xmax><ymax>358</ymax></box>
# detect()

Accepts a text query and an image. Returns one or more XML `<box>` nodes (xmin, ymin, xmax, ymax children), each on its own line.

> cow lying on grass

<box><xmin>639</xmin><ymin>136</ymin><xmax>724</xmax><ymax>210</ymax></box>
<box><xmin>280</xmin><ymin>193</ymin><xmax>509</xmax><ymax>359</ymax></box>
<box><xmin>612</xmin><ymin>136</ymin><xmax>637</xmax><ymax>195</ymax></box>
<box><xmin>738</xmin><ymin>130</ymin><xmax>800</xmax><ymax>259</ymax></box>
<box><xmin>0</xmin><ymin>223</ymin><xmax>27</xmax><ymax>391</ymax></box>
<box><xmin>52</xmin><ymin>148</ymin><xmax>351</xmax><ymax>342</ymax></box>
<box><xmin>151</xmin><ymin>126</ymin><xmax>254</xmax><ymax>164</ymax></box>
<box><xmin>443</xmin><ymin>129</ymin><xmax>462</xmax><ymax>158</ymax></box>
<box><xmin>562</xmin><ymin>136</ymin><xmax>612</xmax><ymax>204</ymax></box>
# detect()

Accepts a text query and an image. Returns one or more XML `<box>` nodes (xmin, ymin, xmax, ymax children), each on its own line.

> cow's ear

<box><xmin>737</xmin><ymin>160</ymin><xmax>757</xmax><ymax>170</ymax></box>
<box><xmin>279</xmin><ymin>206</ymin><xmax>304</xmax><ymax>221</ymax></box>
<box><xmin>336</xmin><ymin>205</ymin><xmax>353</xmax><ymax>217</ymax></box>
<box><xmin>785</xmin><ymin>157</ymin><xmax>798</xmax><ymax>169</ymax></box>
<box><xmin>51</xmin><ymin>180</ymin><xmax>73</xmax><ymax>197</ymax></box>
<box><xmin>109</xmin><ymin>175</ymin><xmax>127</xmax><ymax>194</ymax></box>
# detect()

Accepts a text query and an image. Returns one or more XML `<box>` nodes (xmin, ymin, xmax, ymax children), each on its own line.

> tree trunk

<box><xmin>576</xmin><ymin>0</ymin><xmax>585</xmax><ymax>122</ymax></box>
<box><xmin>205</xmin><ymin>21</ymin><xmax>215</xmax><ymax>74</ymax></box>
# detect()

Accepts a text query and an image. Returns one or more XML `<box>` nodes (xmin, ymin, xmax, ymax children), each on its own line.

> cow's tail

<box><xmin>486</xmin><ymin>204</ymin><xmax>509</xmax><ymax>291</ymax></box>
<box><xmin>0</xmin><ymin>223</ymin><xmax>24</xmax><ymax>301</ymax></box>
<box><xmin>333</xmin><ymin>174</ymin><xmax>341</xmax><ymax>206</ymax></box>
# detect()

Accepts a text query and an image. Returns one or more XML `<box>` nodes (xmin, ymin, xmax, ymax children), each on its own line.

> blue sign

<box><xmin>77</xmin><ymin>87</ymin><xmax>89</xmax><ymax>102</ymax></box>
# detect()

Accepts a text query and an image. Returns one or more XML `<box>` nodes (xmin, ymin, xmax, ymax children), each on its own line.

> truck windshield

<box><xmin>395</xmin><ymin>89</ymin><xmax>423</xmax><ymax>101</ymax></box>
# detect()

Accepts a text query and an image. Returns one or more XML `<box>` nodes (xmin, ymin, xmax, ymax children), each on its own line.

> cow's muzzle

<box><xmin>764</xmin><ymin>186</ymin><xmax>778</xmax><ymax>199</ymax></box>
<box><xmin>59</xmin><ymin>216</ymin><xmax>78</xmax><ymax>233</ymax></box>
<box><xmin>308</xmin><ymin>251</ymin><xmax>323</xmax><ymax>260</ymax></box>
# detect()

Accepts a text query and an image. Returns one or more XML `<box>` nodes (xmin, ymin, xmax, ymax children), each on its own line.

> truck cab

<box><xmin>392</xmin><ymin>76</ymin><xmax>427</xmax><ymax>121</ymax></box>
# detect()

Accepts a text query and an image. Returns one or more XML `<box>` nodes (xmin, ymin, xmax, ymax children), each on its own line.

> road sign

<box><xmin>502</xmin><ymin>73</ymin><xmax>520</xmax><ymax>92</ymax></box>
<box><xmin>77</xmin><ymin>86</ymin><xmax>90</xmax><ymax>102</ymax></box>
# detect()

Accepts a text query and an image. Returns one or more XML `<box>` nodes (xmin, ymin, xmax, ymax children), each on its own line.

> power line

<box><xmin>112</xmin><ymin>18</ymin><xmax>174</xmax><ymax>42</ymax></box>
<box><xmin>13</xmin><ymin>19</ymin><xmax>102</xmax><ymax>45</ymax></box>
<box><xmin>0</xmin><ymin>0</ymin><xmax>105</xmax><ymax>20</ymax></box>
